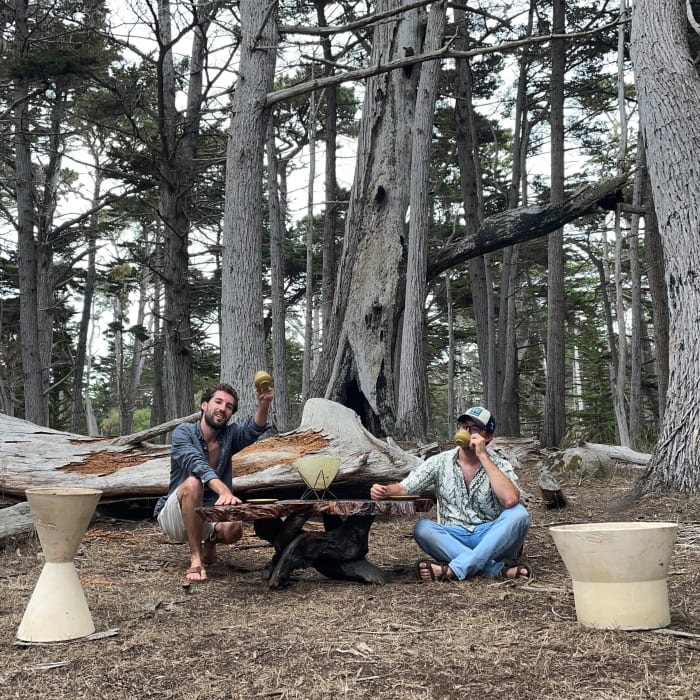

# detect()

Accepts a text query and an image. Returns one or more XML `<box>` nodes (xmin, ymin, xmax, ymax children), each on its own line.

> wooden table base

<box><xmin>198</xmin><ymin>499</ymin><xmax>433</xmax><ymax>588</ymax></box>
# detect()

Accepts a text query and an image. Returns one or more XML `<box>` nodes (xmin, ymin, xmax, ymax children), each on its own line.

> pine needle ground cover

<box><xmin>2</xmin><ymin>460</ymin><xmax>699</xmax><ymax>700</ymax></box>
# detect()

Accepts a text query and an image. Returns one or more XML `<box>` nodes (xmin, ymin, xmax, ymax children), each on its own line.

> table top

<box><xmin>196</xmin><ymin>498</ymin><xmax>434</xmax><ymax>523</ymax></box>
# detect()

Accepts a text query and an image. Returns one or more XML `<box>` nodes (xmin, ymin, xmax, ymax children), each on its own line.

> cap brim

<box><xmin>457</xmin><ymin>414</ymin><xmax>487</xmax><ymax>429</ymax></box>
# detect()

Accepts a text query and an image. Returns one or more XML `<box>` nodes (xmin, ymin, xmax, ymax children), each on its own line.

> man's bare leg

<box><xmin>177</xmin><ymin>477</ymin><xmax>208</xmax><ymax>582</ymax></box>
<box><xmin>203</xmin><ymin>528</ymin><xmax>217</xmax><ymax>567</ymax></box>
<box><xmin>203</xmin><ymin>521</ymin><xmax>243</xmax><ymax>565</ymax></box>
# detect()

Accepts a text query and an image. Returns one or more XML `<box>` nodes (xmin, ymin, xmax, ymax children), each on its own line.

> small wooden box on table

<box><xmin>196</xmin><ymin>498</ymin><xmax>433</xmax><ymax>588</ymax></box>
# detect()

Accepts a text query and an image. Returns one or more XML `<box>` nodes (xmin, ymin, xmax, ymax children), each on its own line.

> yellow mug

<box><xmin>254</xmin><ymin>370</ymin><xmax>273</xmax><ymax>391</ymax></box>
<box><xmin>454</xmin><ymin>429</ymin><xmax>471</xmax><ymax>448</ymax></box>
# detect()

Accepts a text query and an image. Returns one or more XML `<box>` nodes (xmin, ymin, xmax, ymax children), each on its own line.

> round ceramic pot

<box><xmin>549</xmin><ymin>521</ymin><xmax>678</xmax><ymax>630</ymax></box>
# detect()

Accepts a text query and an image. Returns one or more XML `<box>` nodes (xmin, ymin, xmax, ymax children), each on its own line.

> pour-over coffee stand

<box><xmin>296</xmin><ymin>455</ymin><xmax>340</xmax><ymax>499</ymax></box>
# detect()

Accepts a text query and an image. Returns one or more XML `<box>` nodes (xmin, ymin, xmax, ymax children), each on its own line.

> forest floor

<box><xmin>1</xmin><ymin>454</ymin><xmax>700</xmax><ymax>700</ymax></box>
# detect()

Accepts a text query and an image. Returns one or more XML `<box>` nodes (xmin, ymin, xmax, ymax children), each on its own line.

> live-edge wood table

<box><xmin>196</xmin><ymin>498</ymin><xmax>433</xmax><ymax>589</ymax></box>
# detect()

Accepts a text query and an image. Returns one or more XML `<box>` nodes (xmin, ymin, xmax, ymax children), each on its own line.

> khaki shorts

<box><xmin>157</xmin><ymin>489</ymin><xmax>216</xmax><ymax>543</ymax></box>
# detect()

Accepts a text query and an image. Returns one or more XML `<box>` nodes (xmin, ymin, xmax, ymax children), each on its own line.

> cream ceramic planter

<box><xmin>17</xmin><ymin>487</ymin><xmax>102</xmax><ymax>642</ymax></box>
<box><xmin>549</xmin><ymin>521</ymin><xmax>678</xmax><ymax>630</ymax></box>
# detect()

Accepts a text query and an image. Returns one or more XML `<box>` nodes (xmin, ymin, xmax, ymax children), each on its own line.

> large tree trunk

<box><xmin>395</xmin><ymin>1</ymin><xmax>446</xmax><ymax>441</ymax></box>
<box><xmin>309</xmin><ymin>0</ymin><xmax>422</xmax><ymax>435</ymax></box>
<box><xmin>221</xmin><ymin>0</ymin><xmax>278</xmax><ymax>419</ymax></box>
<box><xmin>541</xmin><ymin>0</ymin><xmax>566</xmax><ymax>448</ymax></box>
<box><xmin>158</xmin><ymin>0</ymin><xmax>202</xmax><ymax>420</ymax></box>
<box><xmin>631</xmin><ymin>0</ymin><xmax>700</xmax><ymax>493</ymax></box>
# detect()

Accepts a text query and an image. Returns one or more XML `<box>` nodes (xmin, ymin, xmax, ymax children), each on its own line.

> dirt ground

<box><xmin>2</xmin><ymin>457</ymin><xmax>700</xmax><ymax>700</ymax></box>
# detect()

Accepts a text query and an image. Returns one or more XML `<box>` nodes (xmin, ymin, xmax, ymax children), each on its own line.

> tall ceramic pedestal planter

<box><xmin>550</xmin><ymin>521</ymin><xmax>677</xmax><ymax>630</ymax></box>
<box><xmin>17</xmin><ymin>487</ymin><xmax>103</xmax><ymax>642</ymax></box>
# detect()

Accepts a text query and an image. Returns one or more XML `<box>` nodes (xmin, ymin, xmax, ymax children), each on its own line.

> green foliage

<box><xmin>100</xmin><ymin>406</ymin><xmax>151</xmax><ymax>436</ymax></box>
<box><xmin>8</xmin><ymin>50</ymin><xmax>99</xmax><ymax>81</ymax></box>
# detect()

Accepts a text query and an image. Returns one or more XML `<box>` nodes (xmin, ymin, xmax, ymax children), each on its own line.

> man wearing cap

<box><xmin>370</xmin><ymin>406</ymin><xmax>531</xmax><ymax>582</ymax></box>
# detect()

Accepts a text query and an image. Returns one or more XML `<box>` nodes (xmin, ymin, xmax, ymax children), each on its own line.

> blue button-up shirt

<box><xmin>153</xmin><ymin>416</ymin><xmax>269</xmax><ymax>518</ymax></box>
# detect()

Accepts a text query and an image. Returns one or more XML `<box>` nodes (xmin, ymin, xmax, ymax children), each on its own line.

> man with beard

<box><xmin>154</xmin><ymin>382</ymin><xmax>273</xmax><ymax>583</ymax></box>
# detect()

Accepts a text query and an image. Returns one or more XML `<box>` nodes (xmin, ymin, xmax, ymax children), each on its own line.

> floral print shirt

<box><xmin>400</xmin><ymin>447</ymin><xmax>519</xmax><ymax>530</ymax></box>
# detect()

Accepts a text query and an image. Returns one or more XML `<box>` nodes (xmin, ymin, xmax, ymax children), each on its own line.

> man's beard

<box><xmin>203</xmin><ymin>408</ymin><xmax>228</xmax><ymax>429</ymax></box>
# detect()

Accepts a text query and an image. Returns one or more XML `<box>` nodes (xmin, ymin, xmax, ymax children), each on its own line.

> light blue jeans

<box><xmin>413</xmin><ymin>503</ymin><xmax>530</xmax><ymax>579</ymax></box>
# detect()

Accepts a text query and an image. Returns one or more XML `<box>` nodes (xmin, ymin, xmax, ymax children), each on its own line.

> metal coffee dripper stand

<box><xmin>296</xmin><ymin>456</ymin><xmax>340</xmax><ymax>499</ymax></box>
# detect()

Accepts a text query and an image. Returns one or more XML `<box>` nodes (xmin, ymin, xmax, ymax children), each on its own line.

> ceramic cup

<box><xmin>254</xmin><ymin>370</ymin><xmax>273</xmax><ymax>391</ymax></box>
<box><xmin>454</xmin><ymin>429</ymin><xmax>471</xmax><ymax>448</ymax></box>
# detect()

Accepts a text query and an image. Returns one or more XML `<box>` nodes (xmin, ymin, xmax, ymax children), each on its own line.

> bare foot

<box><xmin>184</xmin><ymin>565</ymin><xmax>207</xmax><ymax>584</ymax></box>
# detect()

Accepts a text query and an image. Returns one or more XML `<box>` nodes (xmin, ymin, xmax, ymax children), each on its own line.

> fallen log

<box><xmin>584</xmin><ymin>442</ymin><xmax>651</xmax><ymax>468</ymax></box>
<box><xmin>0</xmin><ymin>502</ymin><xmax>34</xmax><ymax>540</ymax></box>
<box><xmin>111</xmin><ymin>412</ymin><xmax>199</xmax><ymax>447</ymax></box>
<box><xmin>0</xmin><ymin>399</ymin><xmax>422</xmax><ymax>503</ymax></box>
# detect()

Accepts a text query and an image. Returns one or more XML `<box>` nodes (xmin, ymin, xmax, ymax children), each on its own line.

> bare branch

<box><xmin>267</xmin><ymin>16</ymin><xmax>628</xmax><ymax>106</ymax></box>
<box><xmin>254</xmin><ymin>0</ymin><xmax>279</xmax><ymax>47</ymax></box>
<box><xmin>279</xmin><ymin>0</ymin><xmax>434</xmax><ymax>37</ymax></box>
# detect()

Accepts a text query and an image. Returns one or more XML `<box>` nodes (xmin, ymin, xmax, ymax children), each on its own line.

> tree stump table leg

<box><xmin>254</xmin><ymin>515</ymin><xmax>310</xmax><ymax>581</ymax></box>
<box><xmin>268</xmin><ymin>514</ymin><xmax>386</xmax><ymax>588</ymax></box>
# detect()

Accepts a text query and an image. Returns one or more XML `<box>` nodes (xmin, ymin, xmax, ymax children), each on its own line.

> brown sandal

<box><xmin>417</xmin><ymin>559</ymin><xmax>455</xmax><ymax>582</ymax></box>
<box><xmin>499</xmin><ymin>561</ymin><xmax>534</xmax><ymax>581</ymax></box>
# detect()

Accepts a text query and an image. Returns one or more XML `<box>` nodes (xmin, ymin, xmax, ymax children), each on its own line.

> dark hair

<box><xmin>200</xmin><ymin>383</ymin><xmax>238</xmax><ymax>414</ymax></box>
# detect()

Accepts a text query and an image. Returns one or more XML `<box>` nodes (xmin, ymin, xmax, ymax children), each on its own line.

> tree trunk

<box><xmin>302</xmin><ymin>91</ymin><xmax>318</xmax><ymax>401</ymax></box>
<box><xmin>36</xmin><ymin>84</ymin><xmax>68</xmax><ymax>427</ymax></box>
<box><xmin>150</xmin><ymin>224</ymin><xmax>166</xmax><ymax>433</ymax></box>
<box><xmin>70</xmin><ymin>152</ymin><xmax>101</xmax><ymax>434</ymax></box>
<box><xmin>315</xmin><ymin>0</ymin><xmax>339</xmax><ymax>338</ymax></box>
<box><xmin>221</xmin><ymin>0</ymin><xmax>278</xmax><ymax>418</ymax></box>
<box><xmin>453</xmin><ymin>9</ymin><xmax>487</xmax><ymax>399</ymax></box>
<box><xmin>309</xmin><ymin>0</ymin><xmax>422</xmax><ymax>435</ymax></box>
<box><xmin>640</xmin><ymin>138</ymin><xmax>669</xmax><ymax>420</ymax></box>
<box><xmin>541</xmin><ymin>0</ymin><xmax>567</xmax><ymax>448</ymax></box>
<box><xmin>497</xmin><ymin>3</ymin><xmax>532</xmax><ymax>435</ymax></box>
<box><xmin>267</xmin><ymin>121</ymin><xmax>289</xmax><ymax>431</ymax></box>
<box><xmin>395</xmin><ymin>1</ymin><xmax>446</xmax><ymax>441</ymax></box>
<box><xmin>122</xmin><ymin>259</ymin><xmax>150</xmax><ymax>435</ymax></box>
<box><xmin>13</xmin><ymin>0</ymin><xmax>47</xmax><ymax>426</ymax></box>
<box><xmin>631</xmin><ymin>0</ymin><xmax>700</xmax><ymax>493</ymax></box>
<box><xmin>627</xmin><ymin>157</ymin><xmax>644</xmax><ymax>447</ymax></box>
<box><xmin>611</xmin><ymin>6</ymin><xmax>632</xmax><ymax>447</ymax></box>
<box><xmin>446</xmin><ymin>271</ymin><xmax>455</xmax><ymax>438</ymax></box>
<box><xmin>158</xmin><ymin>0</ymin><xmax>194</xmax><ymax>419</ymax></box>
